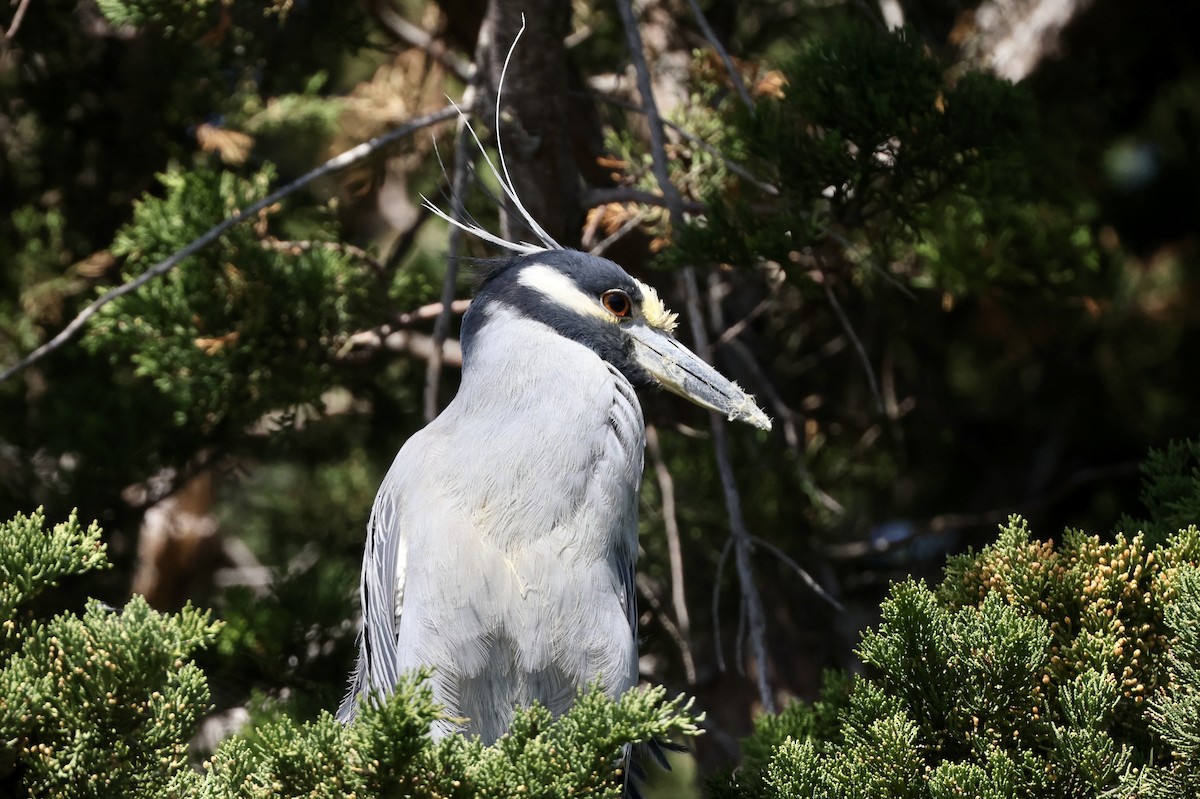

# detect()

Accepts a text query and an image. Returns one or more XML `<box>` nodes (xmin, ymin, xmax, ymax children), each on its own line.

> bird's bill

<box><xmin>628</xmin><ymin>324</ymin><xmax>772</xmax><ymax>431</ymax></box>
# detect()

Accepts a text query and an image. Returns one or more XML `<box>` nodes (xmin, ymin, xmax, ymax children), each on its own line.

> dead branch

<box><xmin>750</xmin><ymin>535</ymin><xmax>843</xmax><ymax>611</ymax></box>
<box><xmin>646</xmin><ymin>424</ymin><xmax>696</xmax><ymax>685</ymax></box>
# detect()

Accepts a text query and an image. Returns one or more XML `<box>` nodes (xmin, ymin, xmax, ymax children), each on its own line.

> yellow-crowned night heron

<box><xmin>337</xmin><ymin>243</ymin><xmax>769</xmax><ymax>741</ymax></box>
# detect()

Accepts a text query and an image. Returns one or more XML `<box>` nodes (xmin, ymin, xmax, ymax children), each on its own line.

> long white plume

<box><xmin>421</xmin><ymin>14</ymin><xmax>562</xmax><ymax>256</ymax></box>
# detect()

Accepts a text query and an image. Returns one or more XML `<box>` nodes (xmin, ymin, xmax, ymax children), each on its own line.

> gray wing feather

<box><xmin>338</xmin><ymin>484</ymin><xmax>404</xmax><ymax>721</ymax></box>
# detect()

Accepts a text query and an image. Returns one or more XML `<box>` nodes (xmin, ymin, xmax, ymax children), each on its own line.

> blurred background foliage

<box><xmin>1</xmin><ymin>0</ymin><xmax>1198</xmax><ymax>786</ymax></box>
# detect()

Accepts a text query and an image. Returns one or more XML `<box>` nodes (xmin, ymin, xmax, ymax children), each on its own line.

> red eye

<box><xmin>601</xmin><ymin>290</ymin><xmax>632</xmax><ymax>318</ymax></box>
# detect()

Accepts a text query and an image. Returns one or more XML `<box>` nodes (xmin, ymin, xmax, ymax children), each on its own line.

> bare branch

<box><xmin>822</xmin><ymin>278</ymin><xmax>884</xmax><ymax>415</ymax></box>
<box><xmin>0</xmin><ymin>105</ymin><xmax>462</xmax><ymax>386</ymax></box>
<box><xmin>392</xmin><ymin>298</ymin><xmax>471</xmax><ymax>327</ymax></box>
<box><xmin>614</xmin><ymin>0</ymin><xmax>684</xmax><ymax>230</ymax></box>
<box><xmin>646</xmin><ymin>424</ymin><xmax>696</xmax><ymax>685</ymax></box>
<box><xmin>2</xmin><ymin>0</ymin><xmax>32</xmax><ymax>40</ymax></box>
<box><xmin>750</xmin><ymin>535</ymin><xmax>843</xmax><ymax>611</ymax></box>
<box><xmin>370</xmin><ymin>0</ymin><xmax>473</xmax><ymax>82</ymax></box>
<box><xmin>684</xmin><ymin>268</ymin><xmax>776</xmax><ymax>713</ymax></box>
<box><xmin>711</xmin><ymin>536</ymin><xmax>733</xmax><ymax>673</ymax></box>
<box><xmin>635</xmin><ymin>573</ymin><xmax>696</xmax><ymax>685</ymax></box>
<box><xmin>582</xmin><ymin>186</ymin><xmax>705</xmax><ymax>214</ymax></box>
<box><xmin>342</xmin><ymin>328</ymin><xmax>462</xmax><ymax>365</ymax></box>
<box><xmin>682</xmin><ymin>0</ymin><xmax>753</xmax><ymax>110</ymax></box>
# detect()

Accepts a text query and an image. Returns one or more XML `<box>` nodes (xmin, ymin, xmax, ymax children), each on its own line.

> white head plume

<box><xmin>421</xmin><ymin>14</ymin><xmax>562</xmax><ymax>256</ymax></box>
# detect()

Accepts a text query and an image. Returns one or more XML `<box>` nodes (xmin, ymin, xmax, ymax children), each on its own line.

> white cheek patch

<box><xmin>518</xmin><ymin>264</ymin><xmax>615</xmax><ymax>323</ymax></box>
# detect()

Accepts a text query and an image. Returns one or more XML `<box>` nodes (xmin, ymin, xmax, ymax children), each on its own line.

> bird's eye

<box><xmin>601</xmin><ymin>290</ymin><xmax>632</xmax><ymax>318</ymax></box>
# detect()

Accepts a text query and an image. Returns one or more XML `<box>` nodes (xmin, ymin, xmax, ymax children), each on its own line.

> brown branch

<box><xmin>0</xmin><ymin>105</ymin><xmax>463</xmax><ymax>385</ymax></box>
<box><xmin>581</xmin><ymin>186</ymin><xmax>705</xmax><ymax>214</ymax></box>
<box><xmin>646</xmin><ymin>424</ymin><xmax>696</xmax><ymax>685</ymax></box>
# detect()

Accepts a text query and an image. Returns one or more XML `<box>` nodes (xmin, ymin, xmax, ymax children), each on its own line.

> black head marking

<box><xmin>461</xmin><ymin>250</ymin><xmax>655</xmax><ymax>386</ymax></box>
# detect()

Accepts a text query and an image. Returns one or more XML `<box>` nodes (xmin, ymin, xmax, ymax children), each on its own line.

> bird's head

<box><xmin>462</xmin><ymin>250</ymin><xmax>771</xmax><ymax>431</ymax></box>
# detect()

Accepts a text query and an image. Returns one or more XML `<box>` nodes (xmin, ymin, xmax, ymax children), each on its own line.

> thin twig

<box><xmin>582</xmin><ymin>186</ymin><xmax>705</xmax><ymax>214</ymax></box>
<box><xmin>424</xmin><ymin>80</ymin><xmax>481</xmax><ymax>421</ymax></box>
<box><xmin>822</xmin><ymin>278</ymin><xmax>883</xmax><ymax>415</ymax></box>
<box><xmin>370</xmin><ymin>0</ymin><xmax>473</xmax><ymax>81</ymax></box>
<box><xmin>711</xmin><ymin>536</ymin><xmax>733</xmax><ymax>673</ymax></box>
<box><xmin>750</xmin><ymin>535</ymin><xmax>843</xmax><ymax>611</ymax></box>
<box><xmin>0</xmin><ymin>105</ymin><xmax>461</xmax><ymax>385</ymax></box>
<box><xmin>682</xmin><ymin>0</ymin><xmax>753</xmax><ymax>110</ymax></box>
<box><xmin>645</xmin><ymin>424</ymin><xmax>696</xmax><ymax>685</ymax></box>
<box><xmin>2</xmin><ymin>0</ymin><xmax>32</xmax><ymax>40</ymax></box>
<box><xmin>635</xmin><ymin>573</ymin><xmax>696</xmax><ymax>685</ymax></box>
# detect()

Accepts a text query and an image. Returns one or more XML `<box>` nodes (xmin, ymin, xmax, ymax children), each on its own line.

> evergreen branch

<box><xmin>0</xmin><ymin>105</ymin><xmax>462</xmax><ymax>386</ymax></box>
<box><xmin>260</xmin><ymin>237</ymin><xmax>385</xmax><ymax>274</ymax></box>
<box><xmin>586</xmin><ymin>90</ymin><xmax>780</xmax><ymax>196</ymax></box>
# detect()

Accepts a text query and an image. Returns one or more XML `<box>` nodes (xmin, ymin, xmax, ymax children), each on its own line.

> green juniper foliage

<box><xmin>714</xmin><ymin>437</ymin><xmax>1200</xmax><ymax>799</ymax></box>
<box><xmin>0</xmin><ymin>510</ymin><xmax>701</xmax><ymax>799</ymax></box>
<box><xmin>0</xmin><ymin>509</ymin><xmax>218</xmax><ymax>798</ymax></box>
<box><xmin>85</xmin><ymin>166</ymin><xmax>374</xmax><ymax>435</ymax></box>
<box><xmin>666</xmin><ymin>21</ymin><xmax>1097</xmax><ymax>300</ymax></box>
